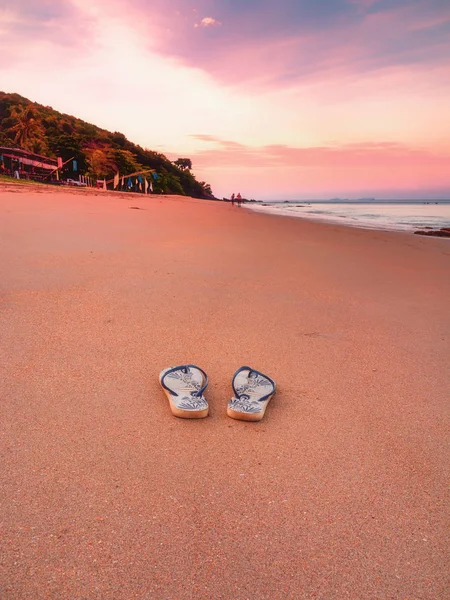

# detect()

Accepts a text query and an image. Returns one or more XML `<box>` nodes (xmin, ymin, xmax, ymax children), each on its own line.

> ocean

<box><xmin>247</xmin><ymin>200</ymin><xmax>450</xmax><ymax>233</ymax></box>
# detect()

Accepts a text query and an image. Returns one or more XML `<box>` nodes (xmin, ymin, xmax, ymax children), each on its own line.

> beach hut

<box><xmin>0</xmin><ymin>147</ymin><xmax>59</xmax><ymax>180</ymax></box>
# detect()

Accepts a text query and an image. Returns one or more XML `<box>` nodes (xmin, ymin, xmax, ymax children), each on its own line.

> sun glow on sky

<box><xmin>1</xmin><ymin>0</ymin><xmax>449</xmax><ymax>199</ymax></box>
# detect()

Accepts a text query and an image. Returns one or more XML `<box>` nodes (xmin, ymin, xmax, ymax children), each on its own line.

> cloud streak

<box><xmin>0</xmin><ymin>1</ymin><xmax>91</xmax><ymax>49</ymax></box>
<box><xmin>1</xmin><ymin>1</ymin><xmax>449</xmax><ymax>86</ymax></box>
<box><xmin>189</xmin><ymin>138</ymin><xmax>450</xmax><ymax>170</ymax></box>
<box><xmin>0</xmin><ymin>0</ymin><xmax>94</xmax><ymax>66</ymax></box>
<box><xmin>112</xmin><ymin>0</ymin><xmax>450</xmax><ymax>87</ymax></box>
<box><xmin>189</xmin><ymin>138</ymin><xmax>450</xmax><ymax>199</ymax></box>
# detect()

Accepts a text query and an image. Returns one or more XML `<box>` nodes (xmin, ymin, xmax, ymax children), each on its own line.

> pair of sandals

<box><xmin>159</xmin><ymin>365</ymin><xmax>276</xmax><ymax>422</ymax></box>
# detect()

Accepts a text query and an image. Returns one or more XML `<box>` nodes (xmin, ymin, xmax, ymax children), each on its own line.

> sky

<box><xmin>0</xmin><ymin>0</ymin><xmax>449</xmax><ymax>199</ymax></box>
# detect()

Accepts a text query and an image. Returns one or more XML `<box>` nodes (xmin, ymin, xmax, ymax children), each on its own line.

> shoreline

<box><xmin>1</xmin><ymin>186</ymin><xmax>449</xmax><ymax>599</ymax></box>
<box><xmin>244</xmin><ymin>200</ymin><xmax>450</xmax><ymax>236</ymax></box>
<box><xmin>2</xmin><ymin>179</ymin><xmax>449</xmax><ymax>236</ymax></box>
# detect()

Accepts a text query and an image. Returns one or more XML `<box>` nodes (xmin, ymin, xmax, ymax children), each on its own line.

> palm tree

<box><xmin>10</xmin><ymin>105</ymin><xmax>41</xmax><ymax>151</ymax></box>
<box><xmin>200</xmin><ymin>181</ymin><xmax>213</xmax><ymax>197</ymax></box>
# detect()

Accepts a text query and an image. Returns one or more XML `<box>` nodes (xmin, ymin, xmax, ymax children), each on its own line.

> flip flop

<box><xmin>227</xmin><ymin>366</ymin><xmax>276</xmax><ymax>421</ymax></box>
<box><xmin>159</xmin><ymin>365</ymin><xmax>209</xmax><ymax>419</ymax></box>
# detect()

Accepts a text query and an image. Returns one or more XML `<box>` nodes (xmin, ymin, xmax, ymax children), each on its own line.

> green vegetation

<box><xmin>0</xmin><ymin>174</ymin><xmax>45</xmax><ymax>185</ymax></box>
<box><xmin>0</xmin><ymin>92</ymin><xmax>214</xmax><ymax>198</ymax></box>
<box><xmin>173</xmin><ymin>158</ymin><xmax>192</xmax><ymax>171</ymax></box>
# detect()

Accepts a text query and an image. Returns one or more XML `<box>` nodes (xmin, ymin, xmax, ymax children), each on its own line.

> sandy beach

<box><xmin>1</xmin><ymin>185</ymin><xmax>449</xmax><ymax>599</ymax></box>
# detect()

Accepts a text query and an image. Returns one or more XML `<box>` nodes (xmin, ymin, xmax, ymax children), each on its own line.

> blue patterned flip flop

<box><xmin>159</xmin><ymin>365</ymin><xmax>209</xmax><ymax>419</ymax></box>
<box><xmin>227</xmin><ymin>366</ymin><xmax>276</xmax><ymax>421</ymax></box>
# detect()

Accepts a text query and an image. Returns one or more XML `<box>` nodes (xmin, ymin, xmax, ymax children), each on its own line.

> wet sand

<box><xmin>1</xmin><ymin>185</ymin><xmax>449</xmax><ymax>599</ymax></box>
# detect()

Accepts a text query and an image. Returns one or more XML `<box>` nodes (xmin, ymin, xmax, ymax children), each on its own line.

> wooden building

<box><xmin>0</xmin><ymin>147</ymin><xmax>58</xmax><ymax>180</ymax></box>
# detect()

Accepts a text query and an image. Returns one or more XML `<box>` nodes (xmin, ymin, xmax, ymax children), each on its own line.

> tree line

<box><xmin>0</xmin><ymin>92</ymin><xmax>213</xmax><ymax>198</ymax></box>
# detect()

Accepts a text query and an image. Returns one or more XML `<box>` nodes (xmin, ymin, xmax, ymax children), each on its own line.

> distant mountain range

<box><xmin>0</xmin><ymin>91</ymin><xmax>213</xmax><ymax>198</ymax></box>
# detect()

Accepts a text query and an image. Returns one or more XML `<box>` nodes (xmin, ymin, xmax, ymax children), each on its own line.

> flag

<box><xmin>114</xmin><ymin>172</ymin><xmax>119</xmax><ymax>189</ymax></box>
<box><xmin>73</xmin><ymin>160</ymin><xmax>78</xmax><ymax>172</ymax></box>
<box><xmin>144</xmin><ymin>179</ymin><xmax>149</xmax><ymax>194</ymax></box>
<box><xmin>57</xmin><ymin>157</ymin><xmax>63</xmax><ymax>169</ymax></box>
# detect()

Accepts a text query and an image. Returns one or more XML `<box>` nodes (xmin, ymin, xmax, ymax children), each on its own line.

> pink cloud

<box><xmin>2</xmin><ymin>1</ymin><xmax>449</xmax><ymax>89</ymax></box>
<box><xmin>195</xmin><ymin>17</ymin><xmax>221</xmax><ymax>28</ymax></box>
<box><xmin>189</xmin><ymin>138</ymin><xmax>450</xmax><ymax>170</ymax></box>
<box><xmin>186</xmin><ymin>138</ymin><xmax>450</xmax><ymax>198</ymax></box>
<box><xmin>103</xmin><ymin>0</ymin><xmax>450</xmax><ymax>88</ymax></box>
<box><xmin>0</xmin><ymin>0</ymin><xmax>94</xmax><ymax>66</ymax></box>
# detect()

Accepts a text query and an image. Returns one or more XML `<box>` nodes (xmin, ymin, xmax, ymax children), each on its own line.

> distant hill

<box><xmin>0</xmin><ymin>92</ymin><xmax>213</xmax><ymax>198</ymax></box>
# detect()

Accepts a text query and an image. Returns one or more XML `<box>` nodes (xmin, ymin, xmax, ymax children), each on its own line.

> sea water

<box><xmin>247</xmin><ymin>200</ymin><xmax>450</xmax><ymax>232</ymax></box>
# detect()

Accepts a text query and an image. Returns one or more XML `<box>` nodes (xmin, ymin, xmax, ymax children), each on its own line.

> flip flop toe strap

<box><xmin>231</xmin><ymin>366</ymin><xmax>276</xmax><ymax>404</ymax></box>
<box><xmin>161</xmin><ymin>365</ymin><xmax>209</xmax><ymax>398</ymax></box>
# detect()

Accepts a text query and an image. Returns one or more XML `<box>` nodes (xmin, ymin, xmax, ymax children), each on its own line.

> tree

<box><xmin>0</xmin><ymin>130</ymin><xmax>14</xmax><ymax>147</ymax></box>
<box><xmin>10</xmin><ymin>104</ymin><xmax>42</xmax><ymax>151</ymax></box>
<box><xmin>85</xmin><ymin>147</ymin><xmax>114</xmax><ymax>178</ymax></box>
<box><xmin>51</xmin><ymin>134</ymin><xmax>87</xmax><ymax>173</ymax></box>
<box><xmin>199</xmin><ymin>181</ymin><xmax>213</xmax><ymax>197</ymax></box>
<box><xmin>174</xmin><ymin>158</ymin><xmax>192</xmax><ymax>171</ymax></box>
<box><xmin>0</xmin><ymin>91</ymin><xmax>214</xmax><ymax>197</ymax></box>
<box><xmin>107</xmin><ymin>148</ymin><xmax>140</xmax><ymax>176</ymax></box>
<box><xmin>110</xmin><ymin>132</ymin><xmax>127</xmax><ymax>147</ymax></box>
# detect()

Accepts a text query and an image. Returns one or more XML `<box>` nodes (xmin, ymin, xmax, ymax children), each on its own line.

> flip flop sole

<box><xmin>227</xmin><ymin>394</ymin><xmax>274</xmax><ymax>422</ymax></box>
<box><xmin>162</xmin><ymin>388</ymin><xmax>209</xmax><ymax>418</ymax></box>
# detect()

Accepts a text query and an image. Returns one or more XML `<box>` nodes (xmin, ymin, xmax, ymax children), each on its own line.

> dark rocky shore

<box><xmin>414</xmin><ymin>227</ymin><xmax>450</xmax><ymax>238</ymax></box>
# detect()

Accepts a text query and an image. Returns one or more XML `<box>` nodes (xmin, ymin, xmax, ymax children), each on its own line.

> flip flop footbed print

<box><xmin>228</xmin><ymin>367</ymin><xmax>275</xmax><ymax>421</ymax></box>
<box><xmin>160</xmin><ymin>365</ymin><xmax>209</xmax><ymax>417</ymax></box>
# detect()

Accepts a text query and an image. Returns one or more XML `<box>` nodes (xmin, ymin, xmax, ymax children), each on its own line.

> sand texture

<box><xmin>1</xmin><ymin>185</ymin><xmax>449</xmax><ymax>599</ymax></box>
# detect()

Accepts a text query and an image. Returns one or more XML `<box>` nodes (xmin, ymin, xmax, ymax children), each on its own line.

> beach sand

<box><xmin>1</xmin><ymin>184</ymin><xmax>449</xmax><ymax>599</ymax></box>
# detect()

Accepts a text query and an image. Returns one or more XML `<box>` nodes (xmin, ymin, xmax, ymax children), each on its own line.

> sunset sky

<box><xmin>1</xmin><ymin>0</ymin><xmax>449</xmax><ymax>199</ymax></box>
